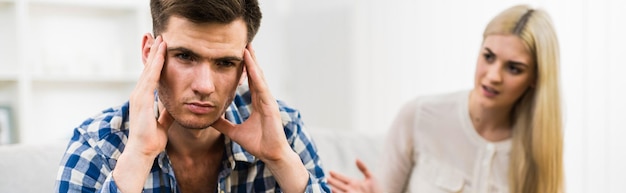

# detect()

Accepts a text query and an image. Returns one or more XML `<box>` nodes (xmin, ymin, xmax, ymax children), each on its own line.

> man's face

<box><xmin>157</xmin><ymin>16</ymin><xmax>247</xmax><ymax>129</ymax></box>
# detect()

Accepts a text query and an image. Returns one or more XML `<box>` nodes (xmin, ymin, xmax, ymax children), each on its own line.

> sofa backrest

<box><xmin>0</xmin><ymin>129</ymin><xmax>384</xmax><ymax>192</ymax></box>
<box><xmin>308</xmin><ymin>128</ymin><xmax>385</xmax><ymax>179</ymax></box>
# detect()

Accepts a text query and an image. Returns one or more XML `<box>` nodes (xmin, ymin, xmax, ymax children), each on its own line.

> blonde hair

<box><xmin>483</xmin><ymin>5</ymin><xmax>563</xmax><ymax>193</ymax></box>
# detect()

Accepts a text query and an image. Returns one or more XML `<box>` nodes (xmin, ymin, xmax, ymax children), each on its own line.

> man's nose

<box><xmin>191</xmin><ymin>64</ymin><xmax>216</xmax><ymax>95</ymax></box>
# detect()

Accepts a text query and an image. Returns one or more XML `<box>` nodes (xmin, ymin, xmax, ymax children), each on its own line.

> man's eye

<box><xmin>217</xmin><ymin>60</ymin><xmax>235</xmax><ymax>67</ymax></box>
<box><xmin>175</xmin><ymin>53</ymin><xmax>192</xmax><ymax>61</ymax></box>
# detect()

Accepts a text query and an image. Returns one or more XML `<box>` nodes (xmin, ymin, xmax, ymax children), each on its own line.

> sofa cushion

<box><xmin>0</xmin><ymin>141</ymin><xmax>68</xmax><ymax>193</ymax></box>
<box><xmin>0</xmin><ymin>129</ymin><xmax>383</xmax><ymax>192</ymax></box>
<box><xmin>308</xmin><ymin>128</ymin><xmax>385</xmax><ymax>179</ymax></box>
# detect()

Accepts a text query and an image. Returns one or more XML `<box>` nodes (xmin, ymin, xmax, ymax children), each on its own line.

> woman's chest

<box><xmin>407</xmin><ymin>144</ymin><xmax>510</xmax><ymax>193</ymax></box>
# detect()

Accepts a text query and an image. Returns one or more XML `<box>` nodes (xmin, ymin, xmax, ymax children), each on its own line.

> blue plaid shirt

<box><xmin>55</xmin><ymin>86</ymin><xmax>330</xmax><ymax>193</ymax></box>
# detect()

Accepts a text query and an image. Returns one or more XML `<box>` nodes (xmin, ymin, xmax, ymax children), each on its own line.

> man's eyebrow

<box><xmin>217</xmin><ymin>56</ymin><xmax>243</xmax><ymax>62</ymax></box>
<box><xmin>167</xmin><ymin>47</ymin><xmax>199</xmax><ymax>57</ymax></box>
<box><xmin>167</xmin><ymin>46</ymin><xmax>243</xmax><ymax>61</ymax></box>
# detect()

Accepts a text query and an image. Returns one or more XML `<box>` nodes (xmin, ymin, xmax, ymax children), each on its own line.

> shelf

<box><xmin>0</xmin><ymin>0</ymin><xmax>14</xmax><ymax>5</ymax></box>
<box><xmin>0</xmin><ymin>0</ymin><xmax>147</xmax><ymax>144</ymax></box>
<box><xmin>31</xmin><ymin>74</ymin><xmax>138</xmax><ymax>84</ymax></box>
<box><xmin>0</xmin><ymin>82</ymin><xmax>17</xmax><ymax>106</ymax></box>
<box><xmin>27</xmin><ymin>82</ymin><xmax>134</xmax><ymax>144</ymax></box>
<box><xmin>0</xmin><ymin>2</ymin><xmax>17</xmax><ymax>73</ymax></box>
<box><xmin>0</xmin><ymin>72</ymin><xmax>19</xmax><ymax>82</ymax></box>
<box><xmin>27</xmin><ymin>3</ymin><xmax>143</xmax><ymax>78</ymax></box>
<box><xmin>27</xmin><ymin>0</ymin><xmax>140</xmax><ymax>11</ymax></box>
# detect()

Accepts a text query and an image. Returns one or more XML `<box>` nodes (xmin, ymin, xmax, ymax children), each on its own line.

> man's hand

<box><xmin>127</xmin><ymin>35</ymin><xmax>174</xmax><ymax>158</ymax></box>
<box><xmin>211</xmin><ymin>44</ymin><xmax>288</xmax><ymax>161</ymax></box>
<box><xmin>113</xmin><ymin>34</ymin><xmax>175</xmax><ymax>193</ymax></box>
<box><xmin>211</xmin><ymin>44</ymin><xmax>309</xmax><ymax>192</ymax></box>
<box><xmin>329</xmin><ymin>159</ymin><xmax>381</xmax><ymax>193</ymax></box>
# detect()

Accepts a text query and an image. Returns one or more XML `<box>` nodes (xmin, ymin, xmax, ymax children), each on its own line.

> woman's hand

<box><xmin>329</xmin><ymin>159</ymin><xmax>381</xmax><ymax>193</ymax></box>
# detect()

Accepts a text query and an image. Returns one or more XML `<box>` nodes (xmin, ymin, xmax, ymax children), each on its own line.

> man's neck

<box><xmin>166</xmin><ymin>123</ymin><xmax>225</xmax><ymax>157</ymax></box>
<box><xmin>166</xmin><ymin>123</ymin><xmax>225</xmax><ymax>193</ymax></box>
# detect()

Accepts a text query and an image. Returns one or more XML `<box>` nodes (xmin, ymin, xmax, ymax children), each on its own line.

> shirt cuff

<box><xmin>99</xmin><ymin>173</ymin><xmax>121</xmax><ymax>193</ymax></box>
<box><xmin>303</xmin><ymin>172</ymin><xmax>331</xmax><ymax>193</ymax></box>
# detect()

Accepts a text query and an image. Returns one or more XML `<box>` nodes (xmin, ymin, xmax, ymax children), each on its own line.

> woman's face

<box><xmin>473</xmin><ymin>34</ymin><xmax>536</xmax><ymax>110</ymax></box>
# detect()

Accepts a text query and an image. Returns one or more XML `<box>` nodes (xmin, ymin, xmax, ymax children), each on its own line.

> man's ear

<box><xmin>141</xmin><ymin>33</ymin><xmax>155</xmax><ymax>66</ymax></box>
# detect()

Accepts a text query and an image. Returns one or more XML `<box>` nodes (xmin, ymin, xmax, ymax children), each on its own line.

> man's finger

<box><xmin>145</xmin><ymin>38</ymin><xmax>167</xmax><ymax>84</ymax></box>
<box><xmin>130</xmin><ymin>36</ymin><xmax>165</xmax><ymax>107</ymax></box>
<box><xmin>211</xmin><ymin>117</ymin><xmax>237</xmax><ymax>136</ymax></box>
<box><xmin>143</xmin><ymin>35</ymin><xmax>162</xmax><ymax>78</ymax></box>
<box><xmin>135</xmin><ymin>36</ymin><xmax>166</xmax><ymax>97</ymax></box>
<box><xmin>243</xmin><ymin>48</ymin><xmax>267</xmax><ymax>92</ymax></box>
<box><xmin>247</xmin><ymin>43</ymin><xmax>258</xmax><ymax>63</ymax></box>
<box><xmin>243</xmin><ymin>48</ymin><xmax>278</xmax><ymax>112</ymax></box>
<box><xmin>157</xmin><ymin>108</ymin><xmax>174</xmax><ymax>130</ymax></box>
<box><xmin>356</xmin><ymin>159</ymin><xmax>373</xmax><ymax>178</ymax></box>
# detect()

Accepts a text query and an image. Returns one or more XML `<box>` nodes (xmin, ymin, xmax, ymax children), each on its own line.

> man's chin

<box><xmin>176</xmin><ymin>119</ymin><xmax>216</xmax><ymax>130</ymax></box>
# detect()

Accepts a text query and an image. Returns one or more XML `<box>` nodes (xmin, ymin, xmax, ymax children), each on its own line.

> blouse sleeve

<box><xmin>380</xmin><ymin>98</ymin><xmax>421</xmax><ymax>193</ymax></box>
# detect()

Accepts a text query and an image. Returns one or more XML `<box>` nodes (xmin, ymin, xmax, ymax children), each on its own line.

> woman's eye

<box><xmin>507</xmin><ymin>65</ymin><xmax>521</xmax><ymax>74</ymax></box>
<box><xmin>484</xmin><ymin>53</ymin><xmax>495</xmax><ymax>63</ymax></box>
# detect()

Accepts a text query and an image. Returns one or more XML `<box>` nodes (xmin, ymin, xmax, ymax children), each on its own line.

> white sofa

<box><xmin>0</xmin><ymin>129</ymin><xmax>384</xmax><ymax>192</ymax></box>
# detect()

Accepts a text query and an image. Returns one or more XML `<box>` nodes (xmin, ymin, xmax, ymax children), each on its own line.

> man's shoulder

<box><xmin>74</xmin><ymin>101</ymin><xmax>130</xmax><ymax>149</ymax></box>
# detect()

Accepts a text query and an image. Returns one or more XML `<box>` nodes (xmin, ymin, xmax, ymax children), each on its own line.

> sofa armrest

<box><xmin>0</xmin><ymin>141</ymin><xmax>67</xmax><ymax>192</ymax></box>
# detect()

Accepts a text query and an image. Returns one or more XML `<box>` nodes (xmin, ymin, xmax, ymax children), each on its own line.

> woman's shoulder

<box><xmin>406</xmin><ymin>90</ymin><xmax>470</xmax><ymax>109</ymax></box>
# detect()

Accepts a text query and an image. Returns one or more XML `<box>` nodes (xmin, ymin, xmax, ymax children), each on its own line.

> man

<box><xmin>54</xmin><ymin>0</ymin><xmax>329</xmax><ymax>192</ymax></box>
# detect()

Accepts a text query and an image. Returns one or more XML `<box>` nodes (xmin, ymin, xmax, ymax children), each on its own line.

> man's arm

<box><xmin>55</xmin><ymin>129</ymin><xmax>112</xmax><ymax>192</ymax></box>
<box><xmin>279</xmin><ymin>107</ymin><xmax>332</xmax><ymax>193</ymax></box>
<box><xmin>212</xmin><ymin>44</ymin><xmax>326</xmax><ymax>192</ymax></box>
<box><xmin>112</xmin><ymin>34</ymin><xmax>174</xmax><ymax>193</ymax></box>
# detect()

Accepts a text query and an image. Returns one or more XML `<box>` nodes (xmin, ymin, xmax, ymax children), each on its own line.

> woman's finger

<box><xmin>356</xmin><ymin>159</ymin><xmax>373</xmax><ymax>179</ymax></box>
<box><xmin>328</xmin><ymin>176</ymin><xmax>349</xmax><ymax>192</ymax></box>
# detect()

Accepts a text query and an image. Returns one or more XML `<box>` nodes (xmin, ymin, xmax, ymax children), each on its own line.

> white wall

<box><xmin>12</xmin><ymin>0</ymin><xmax>625</xmax><ymax>192</ymax></box>
<box><xmin>259</xmin><ymin>1</ymin><xmax>626</xmax><ymax>193</ymax></box>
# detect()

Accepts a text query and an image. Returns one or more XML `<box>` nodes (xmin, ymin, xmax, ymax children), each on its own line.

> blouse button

<box><xmin>486</xmin><ymin>143</ymin><xmax>495</xmax><ymax>152</ymax></box>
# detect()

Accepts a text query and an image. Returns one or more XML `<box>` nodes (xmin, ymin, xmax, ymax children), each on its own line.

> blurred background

<box><xmin>0</xmin><ymin>0</ymin><xmax>625</xmax><ymax>192</ymax></box>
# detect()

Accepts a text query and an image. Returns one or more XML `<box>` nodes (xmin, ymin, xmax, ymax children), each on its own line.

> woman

<box><xmin>328</xmin><ymin>4</ymin><xmax>563</xmax><ymax>193</ymax></box>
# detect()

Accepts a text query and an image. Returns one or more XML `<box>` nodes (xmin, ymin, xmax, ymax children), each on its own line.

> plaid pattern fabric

<box><xmin>55</xmin><ymin>86</ymin><xmax>330</xmax><ymax>193</ymax></box>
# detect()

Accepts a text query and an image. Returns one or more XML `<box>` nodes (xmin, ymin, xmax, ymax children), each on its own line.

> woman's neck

<box><xmin>468</xmin><ymin>91</ymin><xmax>514</xmax><ymax>142</ymax></box>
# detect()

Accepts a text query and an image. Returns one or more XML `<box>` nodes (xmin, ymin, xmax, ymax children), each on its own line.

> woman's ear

<box><xmin>141</xmin><ymin>33</ymin><xmax>155</xmax><ymax>66</ymax></box>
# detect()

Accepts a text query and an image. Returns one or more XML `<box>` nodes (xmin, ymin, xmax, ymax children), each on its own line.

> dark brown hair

<box><xmin>150</xmin><ymin>0</ymin><xmax>262</xmax><ymax>42</ymax></box>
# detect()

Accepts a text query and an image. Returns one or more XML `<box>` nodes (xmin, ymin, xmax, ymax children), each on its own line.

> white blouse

<box><xmin>380</xmin><ymin>90</ymin><xmax>511</xmax><ymax>193</ymax></box>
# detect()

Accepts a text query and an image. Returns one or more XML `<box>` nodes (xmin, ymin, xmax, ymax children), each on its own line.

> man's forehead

<box><xmin>161</xmin><ymin>16</ymin><xmax>247</xmax><ymax>54</ymax></box>
<box><xmin>163</xmin><ymin>16</ymin><xmax>247</xmax><ymax>39</ymax></box>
